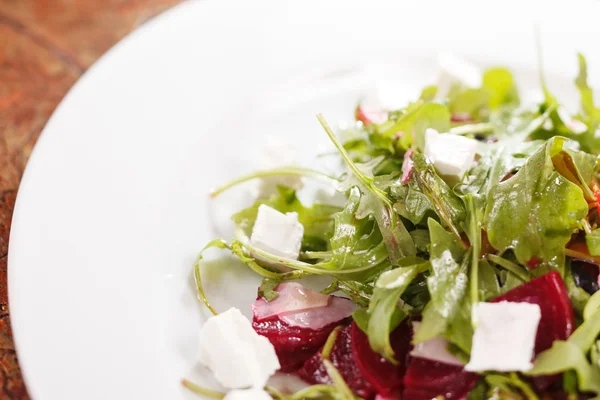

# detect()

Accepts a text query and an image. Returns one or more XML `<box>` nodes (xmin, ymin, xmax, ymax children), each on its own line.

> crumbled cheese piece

<box><xmin>424</xmin><ymin>128</ymin><xmax>478</xmax><ymax>179</ymax></box>
<box><xmin>465</xmin><ymin>301</ymin><xmax>541</xmax><ymax>372</ymax></box>
<box><xmin>250</xmin><ymin>204</ymin><xmax>304</xmax><ymax>260</ymax></box>
<box><xmin>258</xmin><ymin>139</ymin><xmax>303</xmax><ymax>197</ymax></box>
<box><xmin>436</xmin><ymin>52</ymin><xmax>482</xmax><ymax>98</ymax></box>
<box><xmin>224</xmin><ymin>388</ymin><xmax>272</xmax><ymax>400</ymax></box>
<box><xmin>198</xmin><ymin>308</ymin><xmax>280</xmax><ymax>389</ymax></box>
<box><xmin>314</xmin><ymin>186</ymin><xmax>347</xmax><ymax>208</ymax></box>
<box><xmin>410</xmin><ymin>322</ymin><xmax>464</xmax><ymax>366</ymax></box>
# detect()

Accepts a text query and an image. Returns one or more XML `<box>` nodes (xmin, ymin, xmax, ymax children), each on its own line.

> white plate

<box><xmin>8</xmin><ymin>0</ymin><xmax>600</xmax><ymax>399</ymax></box>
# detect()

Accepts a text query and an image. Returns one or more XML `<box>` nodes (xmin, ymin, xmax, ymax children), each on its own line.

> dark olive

<box><xmin>571</xmin><ymin>261</ymin><xmax>599</xmax><ymax>295</ymax></box>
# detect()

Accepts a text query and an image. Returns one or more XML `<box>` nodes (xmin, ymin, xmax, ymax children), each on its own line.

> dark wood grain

<box><xmin>0</xmin><ymin>1</ymin><xmax>182</xmax><ymax>397</ymax></box>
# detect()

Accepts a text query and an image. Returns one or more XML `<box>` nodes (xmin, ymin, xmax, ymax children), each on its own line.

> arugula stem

<box><xmin>287</xmin><ymin>384</ymin><xmax>340</xmax><ymax>400</ymax></box>
<box><xmin>235</xmin><ymin>228</ymin><xmax>387</xmax><ymax>277</ymax></box>
<box><xmin>509</xmin><ymin>373</ymin><xmax>540</xmax><ymax>400</ymax></box>
<box><xmin>194</xmin><ymin>239</ymin><xmax>232</xmax><ymax>315</ymax></box>
<box><xmin>581</xmin><ymin>218</ymin><xmax>593</xmax><ymax>235</ymax></box>
<box><xmin>317</xmin><ymin>114</ymin><xmax>392</xmax><ymax>208</ymax></box>
<box><xmin>465</xmin><ymin>195</ymin><xmax>481</xmax><ymax>325</ymax></box>
<box><xmin>300</xmin><ymin>251</ymin><xmax>332</xmax><ymax>260</ymax></box>
<box><xmin>264</xmin><ymin>386</ymin><xmax>285</xmax><ymax>400</ymax></box>
<box><xmin>450</xmin><ymin>122</ymin><xmax>494</xmax><ymax>136</ymax></box>
<box><xmin>486</xmin><ymin>254</ymin><xmax>532</xmax><ymax>282</ymax></box>
<box><xmin>323</xmin><ymin>359</ymin><xmax>356</xmax><ymax>400</ymax></box>
<box><xmin>565</xmin><ymin>248</ymin><xmax>600</xmax><ymax>265</ymax></box>
<box><xmin>210</xmin><ymin>167</ymin><xmax>338</xmax><ymax>198</ymax></box>
<box><xmin>181</xmin><ymin>379</ymin><xmax>225</xmax><ymax>399</ymax></box>
<box><xmin>321</xmin><ymin>326</ymin><xmax>343</xmax><ymax>360</ymax></box>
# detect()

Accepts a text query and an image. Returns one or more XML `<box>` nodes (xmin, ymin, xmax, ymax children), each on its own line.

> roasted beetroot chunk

<box><xmin>252</xmin><ymin>315</ymin><xmax>345</xmax><ymax>372</ymax></box>
<box><xmin>403</xmin><ymin>358</ymin><xmax>478</xmax><ymax>400</ymax></box>
<box><xmin>352</xmin><ymin>321</ymin><xmax>412</xmax><ymax>396</ymax></box>
<box><xmin>299</xmin><ymin>325</ymin><xmax>376</xmax><ymax>399</ymax></box>
<box><xmin>491</xmin><ymin>271</ymin><xmax>575</xmax><ymax>391</ymax></box>
<box><xmin>251</xmin><ymin>282</ymin><xmax>354</xmax><ymax>372</ymax></box>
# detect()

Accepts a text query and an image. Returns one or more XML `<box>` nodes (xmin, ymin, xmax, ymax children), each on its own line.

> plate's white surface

<box><xmin>8</xmin><ymin>0</ymin><xmax>600</xmax><ymax>399</ymax></box>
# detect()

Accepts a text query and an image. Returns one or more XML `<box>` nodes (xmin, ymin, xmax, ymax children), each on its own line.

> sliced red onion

<box><xmin>401</xmin><ymin>149</ymin><xmax>414</xmax><ymax>184</ymax></box>
<box><xmin>280</xmin><ymin>297</ymin><xmax>354</xmax><ymax>330</ymax></box>
<box><xmin>409</xmin><ymin>322</ymin><xmax>464</xmax><ymax>366</ymax></box>
<box><xmin>356</xmin><ymin>104</ymin><xmax>389</xmax><ymax>125</ymax></box>
<box><xmin>252</xmin><ymin>282</ymin><xmax>330</xmax><ymax>321</ymax></box>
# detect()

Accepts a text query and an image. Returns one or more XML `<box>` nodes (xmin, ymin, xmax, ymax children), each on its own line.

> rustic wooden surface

<box><xmin>0</xmin><ymin>1</ymin><xmax>182</xmax><ymax>397</ymax></box>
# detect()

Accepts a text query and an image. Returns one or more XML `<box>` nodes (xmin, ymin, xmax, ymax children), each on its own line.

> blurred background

<box><xmin>0</xmin><ymin>1</ymin><xmax>181</xmax><ymax>397</ymax></box>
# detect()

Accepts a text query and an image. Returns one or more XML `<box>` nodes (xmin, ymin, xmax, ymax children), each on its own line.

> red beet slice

<box><xmin>491</xmin><ymin>271</ymin><xmax>575</xmax><ymax>391</ymax></box>
<box><xmin>299</xmin><ymin>325</ymin><xmax>376</xmax><ymax>399</ymax></box>
<box><xmin>403</xmin><ymin>358</ymin><xmax>478</xmax><ymax>400</ymax></box>
<box><xmin>252</xmin><ymin>315</ymin><xmax>345</xmax><ymax>372</ymax></box>
<box><xmin>355</xmin><ymin>104</ymin><xmax>388</xmax><ymax>126</ymax></box>
<box><xmin>352</xmin><ymin>321</ymin><xmax>412</xmax><ymax>395</ymax></box>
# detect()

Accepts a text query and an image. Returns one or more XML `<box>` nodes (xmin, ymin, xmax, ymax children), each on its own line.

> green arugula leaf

<box><xmin>319</xmin><ymin>115</ymin><xmax>416</xmax><ymax>263</ymax></box>
<box><xmin>363</xmin><ymin>259</ymin><xmax>428</xmax><ymax>362</ymax></box>
<box><xmin>570</xmin><ymin>302</ymin><xmax>600</xmax><ymax>352</ymax></box>
<box><xmin>483</xmin><ymin>67</ymin><xmax>520</xmax><ymax>110</ymax></box>
<box><xmin>392</xmin><ymin>180</ymin><xmax>435</xmax><ymax>225</ymax></box>
<box><xmin>448</xmin><ymin>87</ymin><xmax>490</xmax><ymax>119</ymax></box>
<box><xmin>409</xmin><ymin>229</ymin><xmax>430</xmax><ymax>253</ymax></box>
<box><xmin>462</xmin><ymin>193</ymin><xmax>483</xmax><ymax>312</ymax></box>
<box><xmin>575</xmin><ymin>53</ymin><xmax>600</xmax><ymax>135</ymax></box>
<box><xmin>415</xmin><ymin>219</ymin><xmax>472</xmax><ymax>353</ymax></box>
<box><xmin>484</xmin><ymin>137</ymin><xmax>588</xmax><ymax>273</ymax></box>
<box><xmin>375</xmin><ymin>102</ymin><xmax>451</xmax><ymax>152</ymax></box>
<box><xmin>352</xmin><ymin>308</ymin><xmax>370</xmax><ymax>333</ymax></box>
<box><xmin>552</xmin><ymin>146</ymin><xmax>596</xmax><ymax>201</ymax></box>
<box><xmin>258</xmin><ymin>278</ymin><xmax>281</xmax><ymax>302</ymax></box>
<box><xmin>426</xmin><ymin>219</ymin><xmax>468</xmax><ymax>317</ymax></box>
<box><xmin>367</xmin><ymin>286</ymin><xmax>408</xmax><ymax>363</ymax></box>
<box><xmin>527</xmin><ymin>341</ymin><xmax>600</xmax><ymax>394</ymax></box>
<box><xmin>478</xmin><ymin>259</ymin><xmax>501</xmax><ymax>300</ymax></box>
<box><xmin>485</xmin><ymin>373</ymin><xmax>539</xmax><ymax>400</ymax></box>
<box><xmin>584</xmin><ymin>290</ymin><xmax>600</xmax><ymax>322</ymax></box>
<box><xmin>410</xmin><ymin>152</ymin><xmax>467</xmax><ymax>240</ymax></box>
<box><xmin>586</xmin><ymin>230</ymin><xmax>600</xmax><ymax>256</ymax></box>
<box><xmin>323</xmin><ymin>187</ymin><xmax>388</xmax><ymax>279</ymax></box>
<box><xmin>565</xmin><ymin>263</ymin><xmax>591</xmax><ymax>318</ymax></box>
<box><xmin>375</xmin><ymin>260</ymin><xmax>429</xmax><ymax>289</ymax></box>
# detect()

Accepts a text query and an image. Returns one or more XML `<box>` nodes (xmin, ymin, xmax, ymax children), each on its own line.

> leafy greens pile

<box><xmin>194</xmin><ymin>54</ymin><xmax>600</xmax><ymax>399</ymax></box>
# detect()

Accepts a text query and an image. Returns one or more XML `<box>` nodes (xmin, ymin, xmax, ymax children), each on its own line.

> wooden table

<box><xmin>0</xmin><ymin>1</ymin><xmax>181</xmax><ymax>397</ymax></box>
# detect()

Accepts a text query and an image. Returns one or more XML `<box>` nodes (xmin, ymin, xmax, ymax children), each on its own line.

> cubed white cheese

<box><xmin>250</xmin><ymin>204</ymin><xmax>304</xmax><ymax>260</ymax></box>
<box><xmin>436</xmin><ymin>51</ymin><xmax>482</xmax><ymax>98</ymax></box>
<box><xmin>465</xmin><ymin>301</ymin><xmax>541</xmax><ymax>372</ymax></box>
<box><xmin>314</xmin><ymin>186</ymin><xmax>348</xmax><ymax>208</ymax></box>
<box><xmin>410</xmin><ymin>322</ymin><xmax>464</xmax><ymax>366</ymax></box>
<box><xmin>360</xmin><ymin>62</ymin><xmax>418</xmax><ymax>114</ymax></box>
<box><xmin>424</xmin><ymin>128</ymin><xmax>478</xmax><ymax>179</ymax></box>
<box><xmin>224</xmin><ymin>388</ymin><xmax>272</xmax><ymax>400</ymax></box>
<box><xmin>258</xmin><ymin>139</ymin><xmax>303</xmax><ymax>197</ymax></box>
<box><xmin>198</xmin><ymin>308</ymin><xmax>280</xmax><ymax>389</ymax></box>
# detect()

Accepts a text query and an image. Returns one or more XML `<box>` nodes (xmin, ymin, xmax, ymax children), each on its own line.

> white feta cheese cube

<box><xmin>436</xmin><ymin>51</ymin><xmax>482</xmax><ymax>98</ymax></box>
<box><xmin>465</xmin><ymin>301</ymin><xmax>541</xmax><ymax>372</ymax></box>
<box><xmin>198</xmin><ymin>308</ymin><xmax>280</xmax><ymax>389</ymax></box>
<box><xmin>410</xmin><ymin>322</ymin><xmax>464</xmax><ymax>366</ymax></box>
<box><xmin>258</xmin><ymin>139</ymin><xmax>303</xmax><ymax>197</ymax></box>
<box><xmin>314</xmin><ymin>186</ymin><xmax>347</xmax><ymax>208</ymax></box>
<box><xmin>224</xmin><ymin>388</ymin><xmax>272</xmax><ymax>400</ymax></box>
<box><xmin>424</xmin><ymin>128</ymin><xmax>478</xmax><ymax>179</ymax></box>
<box><xmin>250</xmin><ymin>204</ymin><xmax>304</xmax><ymax>260</ymax></box>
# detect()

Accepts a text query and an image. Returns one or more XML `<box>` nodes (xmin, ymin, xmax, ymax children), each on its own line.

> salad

<box><xmin>184</xmin><ymin>53</ymin><xmax>600</xmax><ymax>400</ymax></box>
